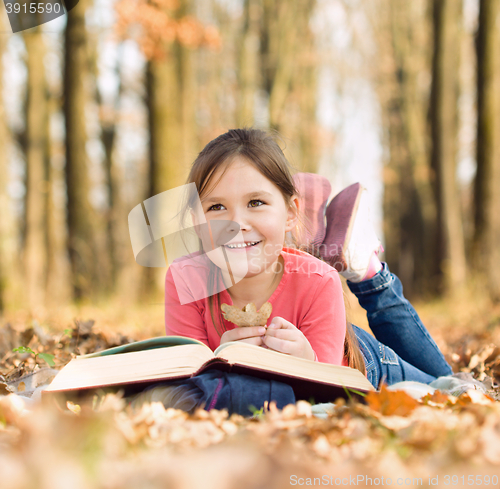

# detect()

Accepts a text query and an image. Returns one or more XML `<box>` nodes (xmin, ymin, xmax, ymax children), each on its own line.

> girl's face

<box><xmin>195</xmin><ymin>157</ymin><xmax>299</xmax><ymax>279</ymax></box>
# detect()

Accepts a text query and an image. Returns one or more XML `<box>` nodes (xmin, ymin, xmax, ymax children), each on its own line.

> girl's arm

<box><xmin>298</xmin><ymin>270</ymin><xmax>346</xmax><ymax>364</ymax></box>
<box><xmin>263</xmin><ymin>270</ymin><xmax>346</xmax><ymax>364</ymax></box>
<box><xmin>166</xmin><ymin>265</ymin><xmax>268</xmax><ymax>349</ymax></box>
<box><xmin>164</xmin><ymin>267</ymin><xmax>210</xmax><ymax>346</ymax></box>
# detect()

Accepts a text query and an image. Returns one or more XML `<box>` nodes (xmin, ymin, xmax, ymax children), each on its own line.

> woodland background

<box><xmin>2</xmin><ymin>2</ymin><xmax>500</xmax><ymax>487</ymax></box>
<box><xmin>0</xmin><ymin>0</ymin><xmax>499</xmax><ymax>316</ymax></box>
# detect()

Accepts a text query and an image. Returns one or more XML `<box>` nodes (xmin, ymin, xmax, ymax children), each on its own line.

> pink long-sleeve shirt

<box><xmin>165</xmin><ymin>247</ymin><xmax>346</xmax><ymax>365</ymax></box>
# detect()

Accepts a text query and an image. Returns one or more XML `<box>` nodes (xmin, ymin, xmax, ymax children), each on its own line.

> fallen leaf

<box><xmin>464</xmin><ymin>390</ymin><xmax>495</xmax><ymax>405</ymax></box>
<box><xmin>0</xmin><ymin>382</ymin><xmax>14</xmax><ymax>395</ymax></box>
<box><xmin>378</xmin><ymin>415</ymin><xmax>413</xmax><ymax>431</ymax></box>
<box><xmin>421</xmin><ymin>390</ymin><xmax>453</xmax><ymax>406</ymax></box>
<box><xmin>366</xmin><ymin>384</ymin><xmax>419</xmax><ymax>416</ymax></box>
<box><xmin>74</xmin><ymin>319</ymin><xmax>95</xmax><ymax>336</ymax></box>
<box><xmin>467</xmin><ymin>344</ymin><xmax>496</xmax><ymax>371</ymax></box>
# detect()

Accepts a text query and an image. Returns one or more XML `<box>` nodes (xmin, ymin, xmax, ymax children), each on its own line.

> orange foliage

<box><xmin>365</xmin><ymin>384</ymin><xmax>419</xmax><ymax>416</ymax></box>
<box><xmin>114</xmin><ymin>0</ymin><xmax>221</xmax><ymax>60</ymax></box>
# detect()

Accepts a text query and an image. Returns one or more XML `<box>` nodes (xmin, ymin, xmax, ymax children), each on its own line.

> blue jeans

<box><xmin>129</xmin><ymin>370</ymin><xmax>295</xmax><ymax>416</ymax></box>
<box><xmin>349</xmin><ymin>263</ymin><xmax>453</xmax><ymax>388</ymax></box>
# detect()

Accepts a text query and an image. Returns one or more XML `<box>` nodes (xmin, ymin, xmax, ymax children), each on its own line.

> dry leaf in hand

<box><xmin>221</xmin><ymin>302</ymin><xmax>272</xmax><ymax>327</ymax></box>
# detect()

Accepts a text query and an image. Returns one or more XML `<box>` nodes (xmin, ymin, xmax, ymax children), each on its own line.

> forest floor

<box><xmin>1</xmin><ymin>286</ymin><xmax>500</xmax><ymax>489</ymax></box>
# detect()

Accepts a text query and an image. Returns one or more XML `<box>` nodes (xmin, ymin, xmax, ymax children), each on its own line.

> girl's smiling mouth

<box><xmin>224</xmin><ymin>240</ymin><xmax>261</xmax><ymax>250</ymax></box>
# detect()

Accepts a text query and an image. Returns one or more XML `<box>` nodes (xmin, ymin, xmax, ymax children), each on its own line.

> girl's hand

<box><xmin>220</xmin><ymin>326</ymin><xmax>267</xmax><ymax>347</ymax></box>
<box><xmin>262</xmin><ymin>317</ymin><xmax>315</xmax><ymax>360</ymax></box>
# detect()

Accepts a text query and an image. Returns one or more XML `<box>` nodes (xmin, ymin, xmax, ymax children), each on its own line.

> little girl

<box><xmin>165</xmin><ymin>128</ymin><xmax>347</xmax><ymax>366</ymax></box>
<box><xmin>158</xmin><ymin>128</ymin><xmax>453</xmax><ymax>412</ymax></box>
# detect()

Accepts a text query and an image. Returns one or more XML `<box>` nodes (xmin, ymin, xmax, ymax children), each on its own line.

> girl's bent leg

<box><xmin>347</xmin><ymin>263</ymin><xmax>453</xmax><ymax>378</ymax></box>
<box><xmin>128</xmin><ymin>371</ymin><xmax>296</xmax><ymax>416</ymax></box>
<box><xmin>353</xmin><ymin>325</ymin><xmax>437</xmax><ymax>388</ymax></box>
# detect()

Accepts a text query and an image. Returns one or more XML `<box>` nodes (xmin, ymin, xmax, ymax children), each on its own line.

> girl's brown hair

<box><xmin>184</xmin><ymin>128</ymin><xmax>365</xmax><ymax>375</ymax></box>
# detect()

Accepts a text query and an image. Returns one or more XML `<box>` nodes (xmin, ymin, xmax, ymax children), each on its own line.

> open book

<box><xmin>45</xmin><ymin>336</ymin><xmax>374</xmax><ymax>402</ymax></box>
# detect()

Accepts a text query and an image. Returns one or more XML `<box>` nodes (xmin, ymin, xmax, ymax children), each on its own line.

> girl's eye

<box><xmin>249</xmin><ymin>199</ymin><xmax>264</xmax><ymax>208</ymax></box>
<box><xmin>207</xmin><ymin>203</ymin><xmax>225</xmax><ymax>212</ymax></box>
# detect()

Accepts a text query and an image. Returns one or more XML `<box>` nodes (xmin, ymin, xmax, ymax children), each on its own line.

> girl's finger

<box><xmin>220</xmin><ymin>326</ymin><xmax>267</xmax><ymax>345</ymax></box>
<box><xmin>239</xmin><ymin>336</ymin><xmax>265</xmax><ymax>347</ymax></box>
<box><xmin>268</xmin><ymin>316</ymin><xmax>296</xmax><ymax>330</ymax></box>
<box><xmin>264</xmin><ymin>328</ymin><xmax>297</xmax><ymax>341</ymax></box>
<box><xmin>262</xmin><ymin>335</ymin><xmax>294</xmax><ymax>355</ymax></box>
<box><xmin>228</xmin><ymin>326</ymin><xmax>266</xmax><ymax>340</ymax></box>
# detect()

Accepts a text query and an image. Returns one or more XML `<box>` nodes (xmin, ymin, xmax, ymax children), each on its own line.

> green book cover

<box><xmin>80</xmin><ymin>336</ymin><xmax>206</xmax><ymax>359</ymax></box>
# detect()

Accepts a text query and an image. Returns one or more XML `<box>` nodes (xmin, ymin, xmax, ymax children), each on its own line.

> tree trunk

<box><xmin>177</xmin><ymin>43</ymin><xmax>197</xmax><ymax>178</ymax></box>
<box><xmin>143</xmin><ymin>49</ymin><xmax>185</xmax><ymax>296</ymax></box>
<box><xmin>140</xmin><ymin>0</ymin><xmax>206</xmax><ymax>297</ymax></box>
<box><xmin>45</xmin><ymin>73</ymin><xmax>71</xmax><ymax>306</ymax></box>
<box><xmin>101</xmin><ymin>98</ymin><xmax>120</xmax><ymax>289</ymax></box>
<box><xmin>97</xmin><ymin>48</ymin><xmax>133</xmax><ymax>300</ymax></box>
<box><xmin>430</xmin><ymin>0</ymin><xmax>467</xmax><ymax>295</ymax></box>
<box><xmin>85</xmin><ymin>30</ymin><xmax>119</xmax><ymax>296</ymax></box>
<box><xmin>23</xmin><ymin>27</ymin><xmax>48</xmax><ymax>309</ymax></box>
<box><xmin>473</xmin><ymin>0</ymin><xmax>500</xmax><ymax>301</ymax></box>
<box><xmin>0</xmin><ymin>32</ymin><xmax>7</xmax><ymax>313</ymax></box>
<box><xmin>260</xmin><ymin>0</ymin><xmax>318</xmax><ymax>170</ymax></box>
<box><xmin>288</xmin><ymin>1</ymin><xmax>318</xmax><ymax>173</ymax></box>
<box><xmin>369</xmin><ymin>0</ymin><xmax>436</xmax><ymax>297</ymax></box>
<box><xmin>64</xmin><ymin>0</ymin><xmax>97</xmax><ymax>300</ymax></box>
<box><xmin>146</xmin><ymin>57</ymin><xmax>184</xmax><ymax>198</ymax></box>
<box><xmin>261</xmin><ymin>0</ymin><xmax>311</xmax><ymax>132</ymax></box>
<box><xmin>296</xmin><ymin>48</ymin><xmax>319</xmax><ymax>173</ymax></box>
<box><xmin>392</xmin><ymin>1</ymin><xmax>437</xmax><ymax>295</ymax></box>
<box><xmin>237</xmin><ymin>0</ymin><xmax>261</xmax><ymax>126</ymax></box>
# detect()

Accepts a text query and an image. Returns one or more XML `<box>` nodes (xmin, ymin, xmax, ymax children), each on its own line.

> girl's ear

<box><xmin>285</xmin><ymin>195</ymin><xmax>300</xmax><ymax>232</ymax></box>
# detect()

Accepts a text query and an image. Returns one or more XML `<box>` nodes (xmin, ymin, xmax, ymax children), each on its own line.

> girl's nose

<box><xmin>225</xmin><ymin>220</ymin><xmax>238</xmax><ymax>233</ymax></box>
<box><xmin>225</xmin><ymin>209</ymin><xmax>251</xmax><ymax>232</ymax></box>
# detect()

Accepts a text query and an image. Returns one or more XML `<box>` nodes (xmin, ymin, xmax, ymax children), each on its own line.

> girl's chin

<box><xmin>206</xmin><ymin>244</ymin><xmax>282</xmax><ymax>278</ymax></box>
<box><xmin>244</xmin><ymin>256</ymin><xmax>283</xmax><ymax>277</ymax></box>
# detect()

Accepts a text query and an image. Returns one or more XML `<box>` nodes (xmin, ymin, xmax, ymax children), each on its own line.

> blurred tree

<box><xmin>0</xmin><ymin>32</ymin><xmax>7</xmax><ymax>312</ymax></box>
<box><xmin>261</xmin><ymin>0</ymin><xmax>298</xmax><ymax>131</ymax></box>
<box><xmin>145</xmin><ymin>39</ymin><xmax>186</xmax><ymax>200</ymax></box>
<box><xmin>115</xmin><ymin>0</ymin><xmax>220</xmax><ymax>296</ymax></box>
<box><xmin>293</xmin><ymin>36</ymin><xmax>319</xmax><ymax>174</ymax></box>
<box><xmin>64</xmin><ymin>0</ymin><xmax>98</xmax><ymax>300</ymax></box>
<box><xmin>87</xmin><ymin>35</ymin><xmax>120</xmax><ymax>296</ymax></box>
<box><xmin>45</xmin><ymin>86</ymin><xmax>71</xmax><ymax>306</ymax></box>
<box><xmin>23</xmin><ymin>26</ymin><xmax>49</xmax><ymax>308</ymax></box>
<box><xmin>237</xmin><ymin>0</ymin><xmax>261</xmax><ymax>126</ymax></box>
<box><xmin>260</xmin><ymin>0</ymin><xmax>319</xmax><ymax>171</ymax></box>
<box><xmin>473</xmin><ymin>0</ymin><xmax>500</xmax><ymax>301</ymax></box>
<box><xmin>116</xmin><ymin>0</ymin><xmax>219</xmax><ymax>188</ymax></box>
<box><xmin>430</xmin><ymin>0</ymin><xmax>466</xmax><ymax>295</ymax></box>
<box><xmin>369</xmin><ymin>0</ymin><xmax>436</xmax><ymax>297</ymax></box>
<box><xmin>195</xmin><ymin>1</ymin><xmax>236</xmax><ymax>140</ymax></box>
<box><xmin>97</xmin><ymin>54</ymin><xmax>127</xmax><ymax>296</ymax></box>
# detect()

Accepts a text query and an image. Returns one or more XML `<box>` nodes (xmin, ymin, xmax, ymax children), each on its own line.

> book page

<box><xmin>46</xmin><ymin>344</ymin><xmax>214</xmax><ymax>393</ymax></box>
<box><xmin>214</xmin><ymin>342</ymin><xmax>373</xmax><ymax>391</ymax></box>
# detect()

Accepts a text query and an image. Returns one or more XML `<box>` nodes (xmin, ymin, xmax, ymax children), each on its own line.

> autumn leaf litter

<box><xmin>1</xmin><ymin>319</ymin><xmax>500</xmax><ymax>488</ymax></box>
